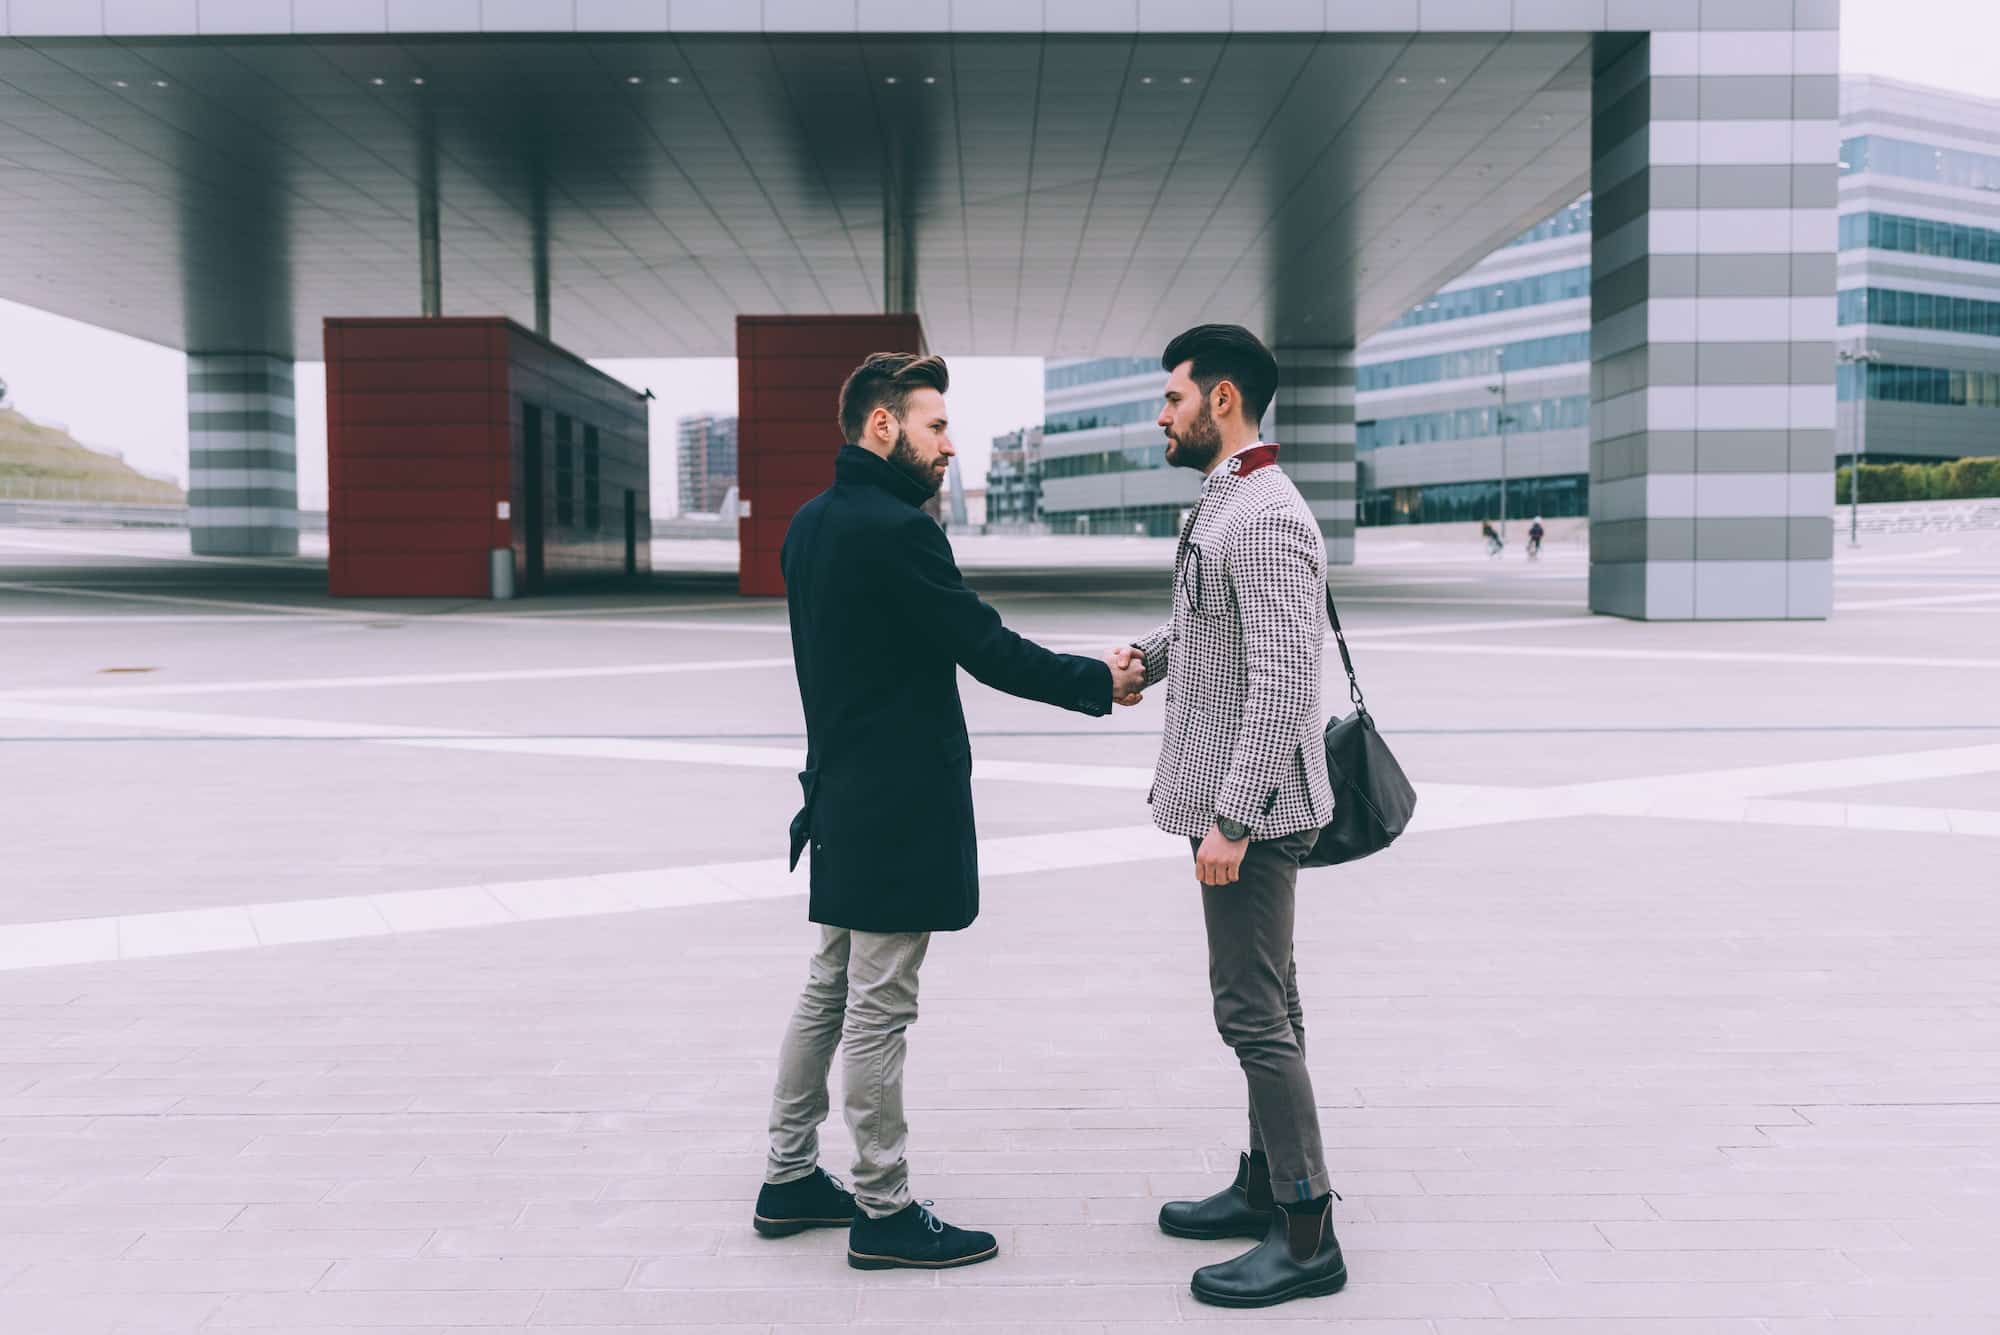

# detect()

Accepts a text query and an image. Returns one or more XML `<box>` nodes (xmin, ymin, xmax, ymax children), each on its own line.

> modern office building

<box><xmin>0</xmin><ymin>5</ymin><xmax>1848</xmax><ymax>617</ymax></box>
<box><xmin>1353</xmin><ymin>74</ymin><xmax>2000</xmax><ymax>526</ymax></box>
<box><xmin>675</xmin><ymin>413</ymin><xmax>737</xmax><ymax>517</ymax></box>
<box><xmin>1038</xmin><ymin>74</ymin><xmax>2000</xmax><ymax>566</ymax></box>
<box><xmin>985</xmin><ymin>426</ymin><xmax>1045</xmax><ymax>530</ymax></box>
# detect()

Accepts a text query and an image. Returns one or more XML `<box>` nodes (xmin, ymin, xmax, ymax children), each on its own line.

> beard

<box><xmin>1164</xmin><ymin>397</ymin><xmax>1224</xmax><ymax>472</ymax></box>
<box><xmin>888</xmin><ymin>427</ymin><xmax>945</xmax><ymax>498</ymax></box>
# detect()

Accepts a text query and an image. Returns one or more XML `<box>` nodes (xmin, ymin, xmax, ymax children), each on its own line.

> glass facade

<box><xmin>1839</xmin><ymin>287</ymin><xmax>2000</xmax><ymax>337</ymax></box>
<box><xmin>1357</xmin><ymin>394</ymin><xmax>1590</xmax><ymax>452</ymax></box>
<box><xmin>1838</xmin><ymin>360</ymin><xmax>2000</xmax><ymax>407</ymax></box>
<box><xmin>1358</xmin><ymin>473</ymin><xmax>1589</xmax><ymax>527</ymax></box>
<box><xmin>1840</xmin><ymin>211</ymin><xmax>2000</xmax><ymax>266</ymax></box>
<box><xmin>1045</xmin><ymin>356</ymin><xmax>1157</xmax><ymax>390</ymax></box>
<box><xmin>1357</xmin><ymin>332</ymin><xmax>1590</xmax><ymax>393</ymax></box>
<box><xmin>1045</xmin><ymin>397</ymin><xmax>1157</xmax><ymax>435</ymax></box>
<box><xmin>1045</xmin><ymin>502</ymin><xmax>1188</xmax><ymax>537</ymax></box>
<box><xmin>1384</xmin><ymin>266</ymin><xmax>1589</xmax><ymax>330</ymax></box>
<box><xmin>1504</xmin><ymin>198</ymin><xmax>1591</xmax><ymax>248</ymax></box>
<box><xmin>1841</xmin><ymin>135</ymin><xmax>2000</xmax><ymax>192</ymax></box>
<box><xmin>1043</xmin><ymin>443</ymin><xmax>1167</xmax><ymax>478</ymax></box>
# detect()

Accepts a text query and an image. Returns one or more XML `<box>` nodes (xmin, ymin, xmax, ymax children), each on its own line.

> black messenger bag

<box><xmin>1302</xmin><ymin>588</ymin><xmax>1417</xmax><ymax>867</ymax></box>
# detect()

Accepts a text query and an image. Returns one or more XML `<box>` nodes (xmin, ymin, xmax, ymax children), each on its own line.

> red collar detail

<box><xmin>1221</xmin><ymin>443</ymin><xmax>1281</xmax><ymax>478</ymax></box>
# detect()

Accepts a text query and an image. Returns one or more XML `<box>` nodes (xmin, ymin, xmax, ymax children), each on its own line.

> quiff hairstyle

<box><xmin>837</xmin><ymin>352</ymin><xmax>950</xmax><ymax>442</ymax></box>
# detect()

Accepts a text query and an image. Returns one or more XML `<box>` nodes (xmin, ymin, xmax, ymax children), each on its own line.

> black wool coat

<box><xmin>783</xmin><ymin>444</ymin><xmax>1113</xmax><ymax>933</ymax></box>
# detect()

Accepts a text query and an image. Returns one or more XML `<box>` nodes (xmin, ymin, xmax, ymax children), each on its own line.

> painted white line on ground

<box><xmin>1834</xmin><ymin>590</ymin><xmax>2000</xmax><ymax>611</ymax></box>
<box><xmin>2</xmin><ymin>781</ymin><xmax>1993</xmax><ymax>973</ymax></box>
<box><xmin>0</xmin><ymin>580</ymin><xmax>360</xmax><ymax>619</ymax></box>
<box><xmin>1356</xmin><ymin>641</ymin><xmax>2000</xmax><ymax>672</ymax></box>
<box><xmin>0</xmin><ymin>657</ymin><xmax>798</xmax><ymax>702</ymax></box>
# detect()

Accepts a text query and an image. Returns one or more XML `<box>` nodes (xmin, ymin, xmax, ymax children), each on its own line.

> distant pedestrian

<box><xmin>1527</xmin><ymin>518</ymin><xmax>1544</xmax><ymax>560</ymax></box>
<box><xmin>1481</xmin><ymin>520</ymin><xmax>1503</xmax><ymax>558</ymax></box>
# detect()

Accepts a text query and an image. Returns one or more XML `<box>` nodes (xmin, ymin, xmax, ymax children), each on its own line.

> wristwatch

<box><xmin>1215</xmin><ymin>815</ymin><xmax>1252</xmax><ymax>841</ymax></box>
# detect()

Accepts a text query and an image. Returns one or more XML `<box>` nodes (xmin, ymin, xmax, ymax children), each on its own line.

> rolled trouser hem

<box><xmin>764</xmin><ymin>1160</ymin><xmax>820</xmax><ymax>1186</ymax></box>
<box><xmin>1269</xmin><ymin>1167</ymin><xmax>1332</xmax><ymax>1204</ymax></box>
<box><xmin>854</xmin><ymin>1186</ymin><xmax>912</xmax><ymax>1220</ymax></box>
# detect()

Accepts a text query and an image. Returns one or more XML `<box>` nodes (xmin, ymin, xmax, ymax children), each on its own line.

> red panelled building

<box><xmin>327</xmin><ymin>316</ymin><xmax>649</xmax><ymax>598</ymax></box>
<box><xmin>735</xmin><ymin>314</ymin><xmax>925</xmax><ymax>597</ymax></box>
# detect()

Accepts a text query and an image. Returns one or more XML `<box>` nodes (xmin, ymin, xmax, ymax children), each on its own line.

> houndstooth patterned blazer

<box><xmin>1132</xmin><ymin>443</ymin><xmax>1334</xmax><ymax>841</ymax></box>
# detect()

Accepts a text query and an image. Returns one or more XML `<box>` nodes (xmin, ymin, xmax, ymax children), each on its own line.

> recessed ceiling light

<box><xmin>152</xmin><ymin>79</ymin><xmax>169</xmax><ymax>88</ymax></box>
<box><xmin>370</xmin><ymin>77</ymin><xmax>386</xmax><ymax>85</ymax></box>
<box><xmin>1394</xmin><ymin>75</ymin><xmax>1409</xmax><ymax>85</ymax></box>
<box><xmin>410</xmin><ymin>76</ymin><xmax>425</xmax><ymax>85</ymax></box>
<box><xmin>112</xmin><ymin>79</ymin><xmax>129</xmax><ymax>88</ymax></box>
<box><xmin>1179</xmin><ymin>76</ymin><xmax>1194</xmax><ymax>85</ymax></box>
<box><xmin>1434</xmin><ymin>76</ymin><xmax>1448</xmax><ymax>85</ymax></box>
<box><xmin>667</xmin><ymin>75</ymin><xmax>681</xmax><ymax>84</ymax></box>
<box><xmin>626</xmin><ymin>75</ymin><xmax>643</xmax><ymax>84</ymax></box>
<box><xmin>922</xmin><ymin>75</ymin><xmax>936</xmax><ymax>85</ymax></box>
<box><xmin>884</xmin><ymin>75</ymin><xmax>898</xmax><ymax>84</ymax></box>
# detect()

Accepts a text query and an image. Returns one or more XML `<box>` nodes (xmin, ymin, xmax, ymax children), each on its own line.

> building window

<box><xmin>555</xmin><ymin>414</ymin><xmax>574</xmax><ymax>525</ymax></box>
<box><xmin>583</xmin><ymin>425</ymin><xmax>601</xmax><ymax>530</ymax></box>
<box><xmin>1044</xmin><ymin>357</ymin><xmax>1159</xmax><ymax>391</ymax></box>
<box><xmin>1044</xmin><ymin>397</ymin><xmax>1159</xmax><ymax>435</ymax></box>
<box><xmin>1839</xmin><ymin>286</ymin><xmax>2000</xmax><ymax>338</ymax></box>
<box><xmin>1385</xmin><ymin>265</ymin><xmax>1591</xmax><ymax>330</ymax></box>
<box><xmin>1357</xmin><ymin>474</ymin><xmax>1589</xmax><ymax>527</ymax></box>
<box><xmin>1356</xmin><ymin>332</ymin><xmax>1590</xmax><ymax>393</ymax></box>
<box><xmin>1842</xmin><ymin>135</ymin><xmax>2000</xmax><ymax>192</ymax></box>
<box><xmin>1357</xmin><ymin>394</ymin><xmax>1590</xmax><ymax>452</ymax></box>
<box><xmin>1838</xmin><ymin>360</ymin><xmax>2000</xmax><ymax>408</ymax></box>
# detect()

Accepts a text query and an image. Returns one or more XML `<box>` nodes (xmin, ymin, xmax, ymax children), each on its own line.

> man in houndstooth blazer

<box><xmin>1115</xmin><ymin>325</ymin><xmax>1347</xmax><ymax>1311</ymax></box>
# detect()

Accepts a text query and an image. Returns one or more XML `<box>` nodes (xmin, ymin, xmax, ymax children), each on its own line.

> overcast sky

<box><xmin>0</xmin><ymin>0</ymin><xmax>1993</xmax><ymax>515</ymax></box>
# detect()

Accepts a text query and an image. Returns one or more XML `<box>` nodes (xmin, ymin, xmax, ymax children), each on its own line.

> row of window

<box><xmin>1841</xmin><ymin>211</ymin><xmax>2000</xmax><ymax>267</ymax></box>
<box><xmin>1384</xmin><ymin>266</ymin><xmax>1591</xmax><ymax>331</ymax></box>
<box><xmin>1837</xmin><ymin>360</ymin><xmax>2000</xmax><ymax>408</ymax></box>
<box><xmin>551</xmin><ymin>415</ymin><xmax>605</xmax><ymax>529</ymax></box>
<box><xmin>1358</xmin><ymin>394</ymin><xmax>1591</xmax><ymax>452</ymax></box>
<box><xmin>1358</xmin><ymin>474</ymin><xmax>1589</xmax><ymax>527</ymax></box>
<box><xmin>1357</xmin><ymin>331</ymin><xmax>1590</xmax><ymax>393</ymax></box>
<box><xmin>1505</xmin><ymin>199</ymin><xmax>1592</xmax><ymax>248</ymax></box>
<box><xmin>1045</xmin><ymin>356</ymin><xmax>1158</xmax><ymax>392</ymax></box>
<box><xmin>1842</xmin><ymin>135</ymin><xmax>2000</xmax><ymax>194</ymax></box>
<box><xmin>1043</xmin><ymin>444</ymin><xmax>1168</xmax><ymax>479</ymax></box>
<box><xmin>1044</xmin><ymin>502</ymin><xmax>1187</xmax><ymax>538</ymax></box>
<box><xmin>1045</xmin><ymin>398</ymin><xmax>1158</xmax><ymax>435</ymax></box>
<box><xmin>1839</xmin><ymin>286</ymin><xmax>2000</xmax><ymax>338</ymax></box>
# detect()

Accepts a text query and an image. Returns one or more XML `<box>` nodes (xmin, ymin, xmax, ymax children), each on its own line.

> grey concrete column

<box><xmin>1588</xmin><ymin>14</ymin><xmax>1840</xmax><ymax>620</ymax></box>
<box><xmin>187</xmin><ymin>353</ymin><xmax>298</xmax><ymax>557</ymax></box>
<box><xmin>1275</xmin><ymin>346</ymin><xmax>1357</xmax><ymax>566</ymax></box>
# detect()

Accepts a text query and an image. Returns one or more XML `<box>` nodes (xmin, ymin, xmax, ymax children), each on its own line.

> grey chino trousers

<box><xmin>764</xmin><ymin>925</ymin><xmax>931</xmax><ymax>1219</ymax></box>
<box><xmin>1194</xmin><ymin>825</ymin><xmax>1332</xmax><ymax>1204</ymax></box>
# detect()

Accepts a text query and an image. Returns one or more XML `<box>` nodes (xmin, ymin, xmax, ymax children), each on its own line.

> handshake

<box><xmin>1102</xmin><ymin>645</ymin><xmax>1147</xmax><ymax>708</ymax></box>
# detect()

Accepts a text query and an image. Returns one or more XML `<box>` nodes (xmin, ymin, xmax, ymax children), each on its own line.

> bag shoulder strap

<box><xmin>1324</xmin><ymin>584</ymin><xmax>1371</xmax><ymax>720</ymax></box>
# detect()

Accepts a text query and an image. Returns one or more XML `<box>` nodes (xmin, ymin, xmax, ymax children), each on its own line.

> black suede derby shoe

<box><xmin>1189</xmin><ymin>1193</ymin><xmax>1347</xmax><ymax>1309</ymax></box>
<box><xmin>752</xmin><ymin>1168</ymin><xmax>856</xmax><ymax>1238</ymax></box>
<box><xmin>847</xmin><ymin>1201</ymin><xmax>998</xmax><ymax>1271</ymax></box>
<box><xmin>1159</xmin><ymin>1150</ymin><xmax>1274</xmax><ymax>1241</ymax></box>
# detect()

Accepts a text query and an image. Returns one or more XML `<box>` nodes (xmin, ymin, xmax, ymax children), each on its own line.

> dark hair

<box><xmin>1160</xmin><ymin>324</ymin><xmax>1278</xmax><ymax>424</ymax></box>
<box><xmin>837</xmin><ymin>352</ymin><xmax>950</xmax><ymax>442</ymax></box>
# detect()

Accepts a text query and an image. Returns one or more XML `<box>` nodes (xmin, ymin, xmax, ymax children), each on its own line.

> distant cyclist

<box><xmin>1527</xmin><ymin>518</ymin><xmax>1545</xmax><ymax>561</ymax></box>
<box><xmin>1480</xmin><ymin>519</ymin><xmax>1503</xmax><ymax>558</ymax></box>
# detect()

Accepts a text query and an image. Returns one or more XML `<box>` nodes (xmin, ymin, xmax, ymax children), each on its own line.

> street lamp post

<box><xmin>1486</xmin><ymin>348</ymin><xmax>1513</xmax><ymax>541</ymax></box>
<box><xmin>1838</xmin><ymin>346</ymin><xmax>1881</xmax><ymax>547</ymax></box>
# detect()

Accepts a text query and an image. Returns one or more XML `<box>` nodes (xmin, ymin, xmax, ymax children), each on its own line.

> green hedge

<box><xmin>1836</xmin><ymin>456</ymin><xmax>2000</xmax><ymax>504</ymax></box>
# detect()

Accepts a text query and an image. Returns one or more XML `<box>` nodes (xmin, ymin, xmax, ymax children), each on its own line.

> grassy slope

<box><xmin>0</xmin><ymin>406</ymin><xmax>184</xmax><ymax>502</ymax></box>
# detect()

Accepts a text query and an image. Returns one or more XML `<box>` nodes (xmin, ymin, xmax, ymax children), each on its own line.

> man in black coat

<box><xmin>750</xmin><ymin>351</ymin><xmax>1146</xmax><ymax>1272</ymax></box>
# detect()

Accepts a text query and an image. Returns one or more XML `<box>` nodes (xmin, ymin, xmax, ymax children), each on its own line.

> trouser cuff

<box><xmin>1270</xmin><ymin>1167</ymin><xmax>1332</xmax><ymax>1204</ymax></box>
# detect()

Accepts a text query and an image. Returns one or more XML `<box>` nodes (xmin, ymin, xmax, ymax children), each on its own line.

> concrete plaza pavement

<box><xmin>0</xmin><ymin>522</ymin><xmax>1998</xmax><ymax>1332</ymax></box>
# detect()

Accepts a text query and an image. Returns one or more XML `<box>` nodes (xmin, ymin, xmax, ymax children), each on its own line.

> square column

<box><xmin>187</xmin><ymin>352</ymin><xmax>298</xmax><ymax>557</ymax></box>
<box><xmin>1588</xmin><ymin>20</ymin><xmax>1839</xmax><ymax>620</ymax></box>
<box><xmin>735</xmin><ymin>314</ymin><xmax>925</xmax><ymax>597</ymax></box>
<box><xmin>1274</xmin><ymin>346</ymin><xmax>1357</xmax><ymax>566</ymax></box>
